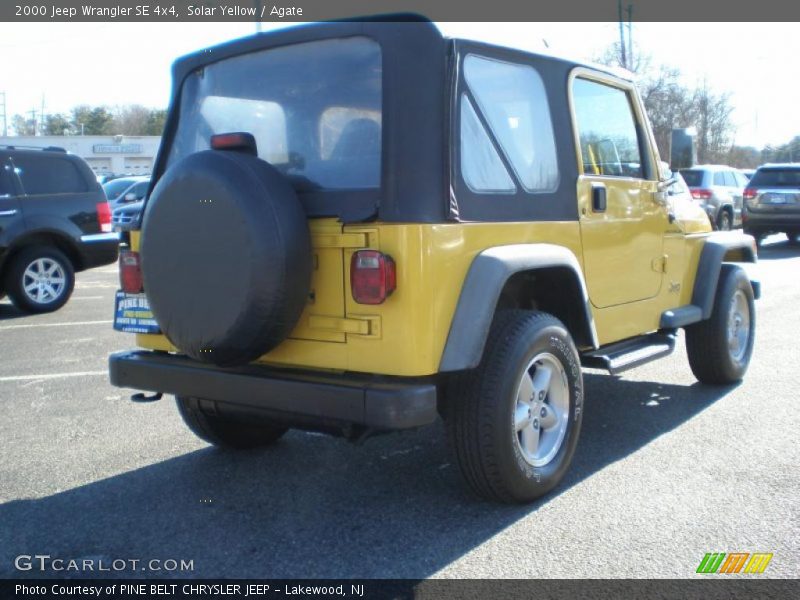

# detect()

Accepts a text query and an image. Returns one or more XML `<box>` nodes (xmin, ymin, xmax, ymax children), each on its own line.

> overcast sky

<box><xmin>1</xmin><ymin>21</ymin><xmax>797</xmax><ymax>148</ymax></box>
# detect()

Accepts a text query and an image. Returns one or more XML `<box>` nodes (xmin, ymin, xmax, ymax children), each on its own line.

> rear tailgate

<box><xmin>126</xmin><ymin>218</ymin><xmax>374</xmax><ymax>350</ymax></box>
<box><xmin>288</xmin><ymin>218</ymin><xmax>361</xmax><ymax>343</ymax></box>
<box><xmin>749</xmin><ymin>188</ymin><xmax>800</xmax><ymax>213</ymax></box>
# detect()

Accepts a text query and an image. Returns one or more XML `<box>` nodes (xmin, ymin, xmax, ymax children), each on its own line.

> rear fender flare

<box><xmin>439</xmin><ymin>244</ymin><xmax>598</xmax><ymax>372</ymax></box>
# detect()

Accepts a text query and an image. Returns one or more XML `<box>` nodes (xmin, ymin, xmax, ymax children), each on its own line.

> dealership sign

<box><xmin>93</xmin><ymin>144</ymin><xmax>142</xmax><ymax>154</ymax></box>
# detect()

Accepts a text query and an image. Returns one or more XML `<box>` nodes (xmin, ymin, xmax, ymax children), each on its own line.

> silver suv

<box><xmin>680</xmin><ymin>165</ymin><xmax>749</xmax><ymax>230</ymax></box>
<box><xmin>743</xmin><ymin>163</ymin><xmax>800</xmax><ymax>245</ymax></box>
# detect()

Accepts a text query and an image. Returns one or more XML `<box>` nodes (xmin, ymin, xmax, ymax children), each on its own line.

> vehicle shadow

<box><xmin>1</xmin><ymin>374</ymin><xmax>735</xmax><ymax>579</ymax></box>
<box><xmin>0</xmin><ymin>301</ymin><xmax>28</xmax><ymax>321</ymax></box>
<box><xmin>757</xmin><ymin>238</ymin><xmax>800</xmax><ymax>260</ymax></box>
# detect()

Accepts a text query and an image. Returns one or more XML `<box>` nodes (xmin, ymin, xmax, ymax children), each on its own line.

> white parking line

<box><xmin>0</xmin><ymin>370</ymin><xmax>107</xmax><ymax>382</ymax></box>
<box><xmin>0</xmin><ymin>320</ymin><xmax>112</xmax><ymax>331</ymax></box>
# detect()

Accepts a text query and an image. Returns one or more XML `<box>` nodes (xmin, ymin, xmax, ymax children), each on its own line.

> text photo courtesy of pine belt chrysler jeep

<box><xmin>109</xmin><ymin>19</ymin><xmax>760</xmax><ymax>504</ymax></box>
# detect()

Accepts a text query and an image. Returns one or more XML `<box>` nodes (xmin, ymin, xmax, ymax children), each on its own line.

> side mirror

<box><xmin>655</xmin><ymin>175</ymin><xmax>678</xmax><ymax>205</ymax></box>
<box><xmin>658</xmin><ymin>175</ymin><xmax>678</xmax><ymax>191</ymax></box>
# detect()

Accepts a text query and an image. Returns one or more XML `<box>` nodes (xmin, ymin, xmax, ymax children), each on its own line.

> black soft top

<box><xmin>152</xmin><ymin>19</ymin><xmax>621</xmax><ymax>224</ymax></box>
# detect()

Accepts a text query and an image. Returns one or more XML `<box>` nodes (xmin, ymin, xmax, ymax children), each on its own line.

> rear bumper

<box><xmin>744</xmin><ymin>211</ymin><xmax>800</xmax><ymax>232</ymax></box>
<box><xmin>109</xmin><ymin>350</ymin><xmax>437</xmax><ymax>430</ymax></box>
<box><xmin>78</xmin><ymin>232</ymin><xmax>119</xmax><ymax>269</ymax></box>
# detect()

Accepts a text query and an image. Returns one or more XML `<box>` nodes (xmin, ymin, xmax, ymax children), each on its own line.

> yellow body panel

<box><xmin>577</xmin><ymin>175</ymin><xmax>665</xmax><ymax>308</ymax></box>
<box><xmin>132</xmin><ymin>213</ymin><xmax>711</xmax><ymax>377</ymax></box>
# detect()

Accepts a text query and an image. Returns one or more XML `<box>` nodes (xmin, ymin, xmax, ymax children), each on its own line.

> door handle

<box><xmin>591</xmin><ymin>183</ymin><xmax>607</xmax><ymax>212</ymax></box>
<box><xmin>0</xmin><ymin>209</ymin><xmax>18</xmax><ymax>216</ymax></box>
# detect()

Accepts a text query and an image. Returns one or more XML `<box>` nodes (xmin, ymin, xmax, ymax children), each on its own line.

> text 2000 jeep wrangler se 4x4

<box><xmin>109</xmin><ymin>20</ymin><xmax>759</xmax><ymax>503</ymax></box>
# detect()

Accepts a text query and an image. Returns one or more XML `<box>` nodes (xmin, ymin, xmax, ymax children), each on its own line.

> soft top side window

<box><xmin>462</xmin><ymin>54</ymin><xmax>559</xmax><ymax>194</ymax></box>
<box><xmin>460</xmin><ymin>95</ymin><xmax>516</xmax><ymax>193</ymax></box>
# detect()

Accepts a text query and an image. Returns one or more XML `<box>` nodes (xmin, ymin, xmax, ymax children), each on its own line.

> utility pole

<box><xmin>0</xmin><ymin>92</ymin><xmax>7</xmax><ymax>136</ymax></box>
<box><xmin>253</xmin><ymin>0</ymin><xmax>262</xmax><ymax>33</ymax></box>
<box><xmin>40</xmin><ymin>94</ymin><xmax>46</xmax><ymax>136</ymax></box>
<box><xmin>617</xmin><ymin>0</ymin><xmax>627</xmax><ymax>69</ymax></box>
<box><xmin>618</xmin><ymin>1</ymin><xmax>634</xmax><ymax>70</ymax></box>
<box><xmin>27</xmin><ymin>108</ymin><xmax>38</xmax><ymax>136</ymax></box>
<box><xmin>626</xmin><ymin>5</ymin><xmax>633</xmax><ymax>70</ymax></box>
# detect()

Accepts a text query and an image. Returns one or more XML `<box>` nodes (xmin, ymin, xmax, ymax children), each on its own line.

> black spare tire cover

<box><xmin>140</xmin><ymin>150</ymin><xmax>312</xmax><ymax>367</ymax></box>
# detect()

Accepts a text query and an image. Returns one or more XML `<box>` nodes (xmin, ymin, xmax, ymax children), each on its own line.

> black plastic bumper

<box><xmin>109</xmin><ymin>351</ymin><xmax>438</xmax><ymax>430</ymax></box>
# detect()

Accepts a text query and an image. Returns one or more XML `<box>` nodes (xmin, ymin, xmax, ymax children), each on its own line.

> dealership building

<box><xmin>0</xmin><ymin>135</ymin><xmax>161</xmax><ymax>176</ymax></box>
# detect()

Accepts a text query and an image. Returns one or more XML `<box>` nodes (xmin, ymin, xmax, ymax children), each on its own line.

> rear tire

<box><xmin>4</xmin><ymin>246</ymin><xmax>75</xmax><ymax>313</ymax></box>
<box><xmin>685</xmin><ymin>264</ymin><xmax>755</xmax><ymax>384</ymax></box>
<box><xmin>445</xmin><ymin>310</ymin><xmax>584</xmax><ymax>504</ymax></box>
<box><xmin>176</xmin><ymin>396</ymin><xmax>288</xmax><ymax>449</ymax></box>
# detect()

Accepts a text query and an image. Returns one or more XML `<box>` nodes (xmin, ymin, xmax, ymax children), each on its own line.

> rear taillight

<box><xmin>97</xmin><ymin>201</ymin><xmax>112</xmax><ymax>232</ymax></box>
<box><xmin>743</xmin><ymin>188</ymin><xmax>758</xmax><ymax>200</ymax></box>
<box><xmin>119</xmin><ymin>250</ymin><xmax>143</xmax><ymax>293</ymax></box>
<box><xmin>690</xmin><ymin>188</ymin><xmax>712</xmax><ymax>200</ymax></box>
<box><xmin>350</xmin><ymin>250</ymin><xmax>396</xmax><ymax>305</ymax></box>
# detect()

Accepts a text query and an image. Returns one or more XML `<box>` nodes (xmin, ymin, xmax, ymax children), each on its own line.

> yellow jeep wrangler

<box><xmin>109</xmin><ymin>19</ymin><xmax>759</xmax><ymax>503</ymax></box>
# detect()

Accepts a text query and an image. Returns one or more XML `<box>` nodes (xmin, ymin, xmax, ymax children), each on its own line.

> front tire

<box><xmin>685</xmin><ymin>264</ymin><xmax>755</xmax><ymax>384</ymax></box>
<box><xmin>176</xmin><ymin>396</ymin><xmax>288</xmax><ymax>449</ymax></box>
<box><xmin>445</xmin><ymin>310</ymin><xmax>584</xmax><ymax>504</ymax></box>
<box><xmin>4</xmin><ymin>246</ymin><xmax>75</xmax><ymax>313</ymax></box>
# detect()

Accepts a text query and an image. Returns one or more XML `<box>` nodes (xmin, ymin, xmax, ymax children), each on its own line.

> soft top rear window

<box><xmin>750</xmin><ymin>168</ymin><xmax>800</xmax><ymax>188</ymax></box>
<box><xmin>679</xmin><ymin>169</ymin><xmax>704</xmax><ymax>187</ymax></box>
<box><xmin>168</xmin><ymin>37</ymin><xmax>382</xmax><ymax>193</ymax></box>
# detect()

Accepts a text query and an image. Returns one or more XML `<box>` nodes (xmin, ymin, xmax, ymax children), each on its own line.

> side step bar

<box><xmin>580</xmin><ymin>332</ymin><xmax>676</xmax><ymax>375</ymax></box>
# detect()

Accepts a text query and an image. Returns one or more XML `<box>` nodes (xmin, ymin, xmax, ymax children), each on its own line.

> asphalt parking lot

<box><xmin>1</xmin><ymin>236</ymin><xmax>798</xmax><ymax>580</ymax></box>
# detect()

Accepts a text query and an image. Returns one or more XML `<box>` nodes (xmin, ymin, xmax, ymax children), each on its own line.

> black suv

<box><xmin>0</xmin><ymin>146</ymin><xmax>119</xmax><ymax>312</ymax></box>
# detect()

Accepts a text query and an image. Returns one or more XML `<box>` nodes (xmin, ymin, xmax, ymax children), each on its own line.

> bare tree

<box><xmin>726</xmin><ymin>145</ymin><xmax>761</xmax><ymax>169</ymax></box>
<box><xmin>112</xmin><ymin>104</ymin><xmax>152</xmax><ymax>136</ymax></box>
<box><xmin>596</xmin><ymin>40</ymin><xmax>649</xmax><ymax>74</ymax></box>
<box><xmin>692</xmin><ymin>83</ymin><xmax>734</xmax><ymax>164</ymax></box>
<box><xmin>638</xmin><ymin>65</ymin><xmax>695</xmax><ymax>160</ymax></box>
<box><xmin>42</xmin><ymin>113</ymin><xmax>72</xmax><ymax>136</ymax></box>
<box><xmin>11</xmin><ymin>114</ymin><xmax>35</xmax><ymax>136</ymax></box>
<box><xmin>596</xmin><ymin>44</ymin><xmax>736</xmax><ymax>166</ymax></box>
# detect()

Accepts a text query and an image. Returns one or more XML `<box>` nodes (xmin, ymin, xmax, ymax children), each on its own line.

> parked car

<box><xmin>743</xmin><ymin>163</ymin><xmax>800</xmax><ymax>244</ymax></box>
<box><xmin>679</xmin><ymin>165</ymin><xmax>749</xmax><ymax>230</ymax></box>
<box><xmin>0</xmin><ymin>146</ymin><xmax>118</xmax><ymax>312</ymax></box>
<box><xmin>112</xmin><ymin>200</ymin><xmax>144</xmax><ymax>231</ymax></box>
<box><xmin>109</xmin><ymin>19</ymin><xmax>759</xmax><ymax>504</ymax></box>
<box><xmin>102</xmin><ymin>176</ymin><xmax>149</xmax><ymax>210</ymax></box>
